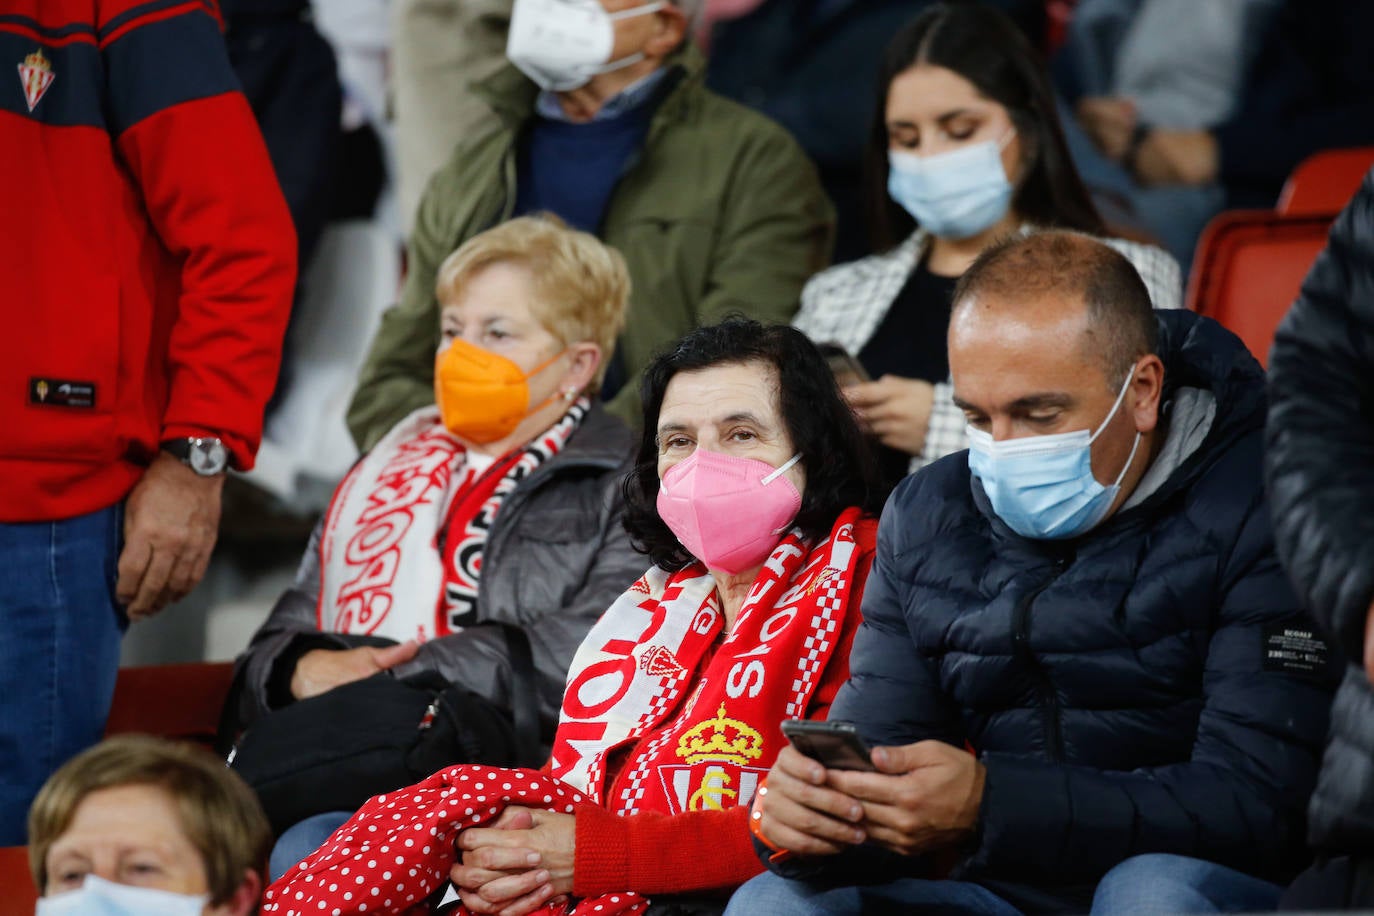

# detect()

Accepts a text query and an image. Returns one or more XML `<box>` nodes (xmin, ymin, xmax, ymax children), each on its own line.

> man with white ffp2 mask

<box><xmin>346</xmin><ymin>0</ymin><xmax>833</xmax><ymax>447</ymax></box>
<box><xmin>730</xmin><ymin>230</ymin><xmax>1336</xmax><ymax>915</ymax></box>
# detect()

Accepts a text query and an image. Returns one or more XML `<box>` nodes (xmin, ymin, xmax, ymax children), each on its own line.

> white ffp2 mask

<box><xmin>506</xmin><ymin>0</ymin><xmax>665</xmax><ymax>92</ymax></box>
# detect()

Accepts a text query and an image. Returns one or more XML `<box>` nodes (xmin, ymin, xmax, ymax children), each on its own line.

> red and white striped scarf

<box><xmin>550</xmin><ymin>507</ymin><xmax>868</xmax><ymax>814</ymax></box>
<box><xmin>316</xmin><ymin>402</ymin><xmax>587</xmax><ymax>643</ymax></box>
<box><xmin>264</xmin><ymin>509</ymin><xmax>872</xmax><ymax>916</ymax></box>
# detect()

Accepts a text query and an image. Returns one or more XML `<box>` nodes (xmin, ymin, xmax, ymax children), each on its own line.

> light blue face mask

<box><xmin>967</xmin><ymin>369</ymin><xmax>1141</xmax><ymax>540</ymax></box>
<box><xmin>887</xmin><ymin>132</ymin><xmax>1015</xmax><ymax>240</ymax></box>
<box><xmin>37</xmin><ymin>874</ymin><xmax>208</xmax><ymax>916</ymax></box>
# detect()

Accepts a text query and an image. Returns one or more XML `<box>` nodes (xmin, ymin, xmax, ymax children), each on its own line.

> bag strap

<box><xmin>497</xmin><ymin>623</ymin><xmax>542</xmax><ymax>767</ymax></box>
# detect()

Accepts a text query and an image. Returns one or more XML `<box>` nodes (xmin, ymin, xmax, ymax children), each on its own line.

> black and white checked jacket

<box><xmin>794</xmin><ymin>228</ymin><xmax>1183</xmax><ymax>473</ymax></box>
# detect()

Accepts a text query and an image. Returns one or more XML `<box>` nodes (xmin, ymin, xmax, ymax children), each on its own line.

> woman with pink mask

<box><xmin>263</xmin><ymin>319</ymin><xmax>885</xmax><ymax>916</ymax></box>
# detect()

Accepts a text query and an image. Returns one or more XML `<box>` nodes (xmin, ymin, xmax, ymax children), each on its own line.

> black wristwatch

<box><xmin>161</xmin><ymin>436</ymin><xmax>229</xmax><ymax>476</ymax></box>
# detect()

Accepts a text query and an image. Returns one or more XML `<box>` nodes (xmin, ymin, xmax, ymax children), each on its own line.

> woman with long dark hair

<box><xmin>795</xmin><ymin>1</ymin><xmax>1180</xmax><ymax>487</ymax></box>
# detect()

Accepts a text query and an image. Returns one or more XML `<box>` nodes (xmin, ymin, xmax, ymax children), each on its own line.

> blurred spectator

<box><xmin>28</xmin><ymin>734</ymin><xmax>271</xmax><ymax>915</ymax></box>
<box><xmin>312</xmin><ymin>0</ymin><xmax>392</xmax><ymax>222</ymax></box>
<box><xmin>229</xmin><ymin>217</ymin><xmax>643</xmax><ymax>877</ymax></box>
<box><xmin>734</xmin><ymin>232</ymin><xmax>1334</xmax><ymax>915</ymax></box>
<box><xmin>1267</xmin><ymin>171</ymin><xmax>1374</xmax><ymax>910</ymax></box>
<box><xmin>792</xmin><ymin>2</ymin><xmax>1179</xmax><ymax>491</ymax></box>
<box><xmin>1058</xmin><ymin>0</ymin><xmax>1374</xmax><ymax>267</ymax></box>
<box><xmin>346</xmin><ymin>0</ymin><xmax>833</xmax><ymax>446</ymax></box>
<box><xmin>223</xmin><ymin>0</ymin><xmax>343</xmax><ymax>273</ymax></box>
<box><xmin>706</xmin><ymin>0</ymin><xmax>1046</xmax><ymax>262</ymax></box>
<box><xmin>222</xmin><ymin>0</ymin><xmax>343</xmax><ymax>418</ymax></box>
<box><xmin>392</xmin><ymin>0</ymin><xmax>512</xmax><ymax>236</ymax></box>
<box><xmin>0</xmin><ymin>0</ymin><xmax>294</xmax><ymax>844</ymax></box>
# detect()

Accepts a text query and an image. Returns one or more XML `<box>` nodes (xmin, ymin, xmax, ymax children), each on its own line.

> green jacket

<box><xmin>346</xmin><ymin>45</ymin><xmax>834</xmax><ymax>449</ymax></box>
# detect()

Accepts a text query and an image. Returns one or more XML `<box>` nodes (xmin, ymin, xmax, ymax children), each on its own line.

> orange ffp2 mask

<box><xmin>434</xmin><ymin>338</ymin><xmax>566</xmax><ymax>444</ymax></box>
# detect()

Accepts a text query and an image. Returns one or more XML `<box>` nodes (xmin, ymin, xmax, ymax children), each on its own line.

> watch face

<box><xmin>189</xmin><ymin>438</ymin><xmax>228</xmax><ymax>475</ymax></box>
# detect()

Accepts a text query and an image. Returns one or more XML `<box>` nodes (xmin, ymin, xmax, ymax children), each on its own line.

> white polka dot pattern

<box><xmin>261</xmin><ymin>765</ymin><xmax>649</xmax><ymax>916</ymax></box>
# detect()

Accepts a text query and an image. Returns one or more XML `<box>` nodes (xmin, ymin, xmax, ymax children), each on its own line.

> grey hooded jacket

<box><xmin>229</xmin><ymin>406</ymin><xmax>644</xmax><ymax>753</ymax></box>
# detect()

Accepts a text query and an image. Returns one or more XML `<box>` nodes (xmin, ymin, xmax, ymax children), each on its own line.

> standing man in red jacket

<box><xmin>0</xmin><ymin>0</ymin><xmax>296</xmax><ymax>844</ymax></box>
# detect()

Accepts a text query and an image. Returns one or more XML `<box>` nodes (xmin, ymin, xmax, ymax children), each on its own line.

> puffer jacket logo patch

<box><xmin>1262</xmin><ymin>623</ymin><xmax>1335</xmax><ymax>680</ymax></box>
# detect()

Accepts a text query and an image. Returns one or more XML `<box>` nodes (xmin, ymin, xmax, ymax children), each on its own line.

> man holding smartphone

<box><xmin>729</xmin><ymin>231</ymin><xmax>1336</xmax><ymax>915</ymax></box>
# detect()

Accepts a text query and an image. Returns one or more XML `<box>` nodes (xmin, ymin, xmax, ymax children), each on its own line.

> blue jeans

<box><xmin>270</xmin><ymin>810</ymin><xmax>353</xmax><ymax>882</ymax></box>
<box><xmin>727</xmin><ymin>854</ymin><xmax>1283</xmax><ymax>916</ymax></box>
<box><xmin>0</xmin><ymin>504</ymin><xmax>125</xmax><ymax>844</ymax></box>
<box><xmin>724</xmin><ymin>871</ymin><xmax>1022</xmax><ymax>915</ymax></box>
<box><xmin>1091</xmin><ymin>854</ymin><xmax>1284</xmax><ymax>913</ymax></box>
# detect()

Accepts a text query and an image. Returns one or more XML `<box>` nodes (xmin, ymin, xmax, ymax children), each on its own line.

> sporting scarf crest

<box><xmin>550</xmin><ymin>507</ymin><xmax>868</xmax><ymax>817</ymax></box>
<box><xmin>316</xmin><ymin>401</ymin><xmax>588</xmax><ymax>642</ymax></box>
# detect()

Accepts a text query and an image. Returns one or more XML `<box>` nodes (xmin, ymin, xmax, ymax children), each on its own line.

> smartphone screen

<box><xmin>781</xmin><ymin>719</ymin><xmax>877</xmax><ymax>772</ymax></box>
<box><xmin>816</xmin><ymin>343</ymin><xmax>871</xmax><ymax>387</ymax></box>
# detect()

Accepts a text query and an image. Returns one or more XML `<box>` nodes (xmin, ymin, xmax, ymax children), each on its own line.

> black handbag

<box><xmin>228</xmin><ymin>626</ymin><xmax>542</xmax><ymax>835</ymax></box>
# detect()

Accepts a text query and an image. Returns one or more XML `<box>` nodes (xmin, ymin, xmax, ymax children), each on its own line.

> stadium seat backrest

<box><xmin>0</xmin><ymin>845</ymin><xmax>37</xmax><ymax>915</ymax></box>
<box><xmin>1185</xmin><ymin>211</ymin><xmax>1332</xmax><ymax>368</ymax></box>
<box><xmin>1277</xmin><ymin>147</ymin><xmax>1374</xmax><ymax>216</ymax></box>
<box><xmin>103</xmin><ymin>662</ymin><xmax>235</xmax><ymax>747</ymax></box>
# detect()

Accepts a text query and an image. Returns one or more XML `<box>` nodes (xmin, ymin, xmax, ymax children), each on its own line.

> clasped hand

<box><xmin>756</xmin><ymin>740</ymin><xmax>985</xmax><ymax>859</ymax></box>
<box><xmin>451</xmin><ymin>807</ymin><xmax>576</xmax><ymax>916</ymax></box>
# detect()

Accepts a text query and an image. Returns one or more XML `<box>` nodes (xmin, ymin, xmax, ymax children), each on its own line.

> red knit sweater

<box><xmin>0</xmin><ymin>0</ymin><xmax>295</xmax><ymax>521</ymax></box>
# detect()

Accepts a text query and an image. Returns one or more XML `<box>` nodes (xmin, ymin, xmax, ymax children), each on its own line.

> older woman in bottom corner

<box><xmin>260</xmin><ymin>319</ymin><xmax>886</xmax><ymax>916</ymax></box>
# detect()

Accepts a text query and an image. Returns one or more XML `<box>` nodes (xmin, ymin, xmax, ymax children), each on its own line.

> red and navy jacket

<box><xmin>0</xmin><ymin>0</ymin><xmax>296</xmax><ymax>521</ymax></box>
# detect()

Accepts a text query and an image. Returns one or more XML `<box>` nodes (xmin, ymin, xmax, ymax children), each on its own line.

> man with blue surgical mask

<box><xmin>729</xmin><ymin>230</ymin><xmax>1337</xmax><ymax>915</ymax></box>
<box><xmin>346</xmin><ymin>0</ymin><xmax>833</xmax><ymax>448</ymax></box>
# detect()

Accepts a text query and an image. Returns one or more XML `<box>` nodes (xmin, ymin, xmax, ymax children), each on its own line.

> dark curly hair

<box><xmin>623</xmin><ymin>319</ymin><xmax>885</xmax><ymax>571</ymax></box>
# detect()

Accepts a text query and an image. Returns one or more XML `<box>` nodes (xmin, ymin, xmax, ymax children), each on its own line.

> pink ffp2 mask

<box><xmin>656</xmin><ymin>449</ymin><xmax>802</xmax><ymax>574</ymax></box>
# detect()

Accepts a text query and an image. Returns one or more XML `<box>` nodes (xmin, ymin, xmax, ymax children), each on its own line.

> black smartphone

<box><xmin>780</xmin><ymin>719</ymin><xmax>877</xmax><ymax>772</ymax></box>
<box><xmin>815</xmin><ymin>343</ymin><xmax>871</xmax><ymax>387</ymax></box>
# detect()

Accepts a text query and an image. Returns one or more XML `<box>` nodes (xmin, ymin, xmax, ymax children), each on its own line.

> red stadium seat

<box><xmin>1277</xmin><ymin>147</ymin><xmax>1374</xmax><ymax>216</ymax></box>
<box><xmin>1186</xmin><ymin>210</ymin><xmax>1332</xmax><ymax>367</ymax></box>
<box><xmin>0</xmin><ymin>845</ymin><xmax>37</xmax><ymax>915</ymax></box>
<box><xmin>103</xmin><ymin>661</ymin><xmax>235</xmax><ymax>747</ymax></box>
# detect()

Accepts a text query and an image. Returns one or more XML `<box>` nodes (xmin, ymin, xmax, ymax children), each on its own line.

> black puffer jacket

<box><xmin>777</xmin><ymin>310</ymin><xmax>1334</xmax><ymax>912</ymax></box>
<box><xmin>1267</xmin><ymin>170</ymin><xmax>1374</xmax><ymax>854</ymax></box>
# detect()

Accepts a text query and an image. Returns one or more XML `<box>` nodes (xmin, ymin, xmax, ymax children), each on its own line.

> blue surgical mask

<box><xmin>887</xmin><ymin>132</ymin><xmax>1015</xmax><ymax>240</ymax></box>
<box><xmin>967</xmin><ymin>370</ymin><xmax>1141</xmax><ymax>540</ymax></box>
<box><xmin>37</xmin><ymin>874</ymin><xmax>209</xmax><ymax>916</ymax></box>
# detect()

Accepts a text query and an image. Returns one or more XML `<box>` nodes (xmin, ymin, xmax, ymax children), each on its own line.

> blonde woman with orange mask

<box><xmin>224</xmin><ymin>215</ymin><xmax>644</xmax><ymax>880</ymax></box>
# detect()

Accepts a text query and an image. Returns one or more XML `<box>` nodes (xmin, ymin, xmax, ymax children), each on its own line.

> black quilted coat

<box><xmin>775</xmin><ymin>310</ymin><xmax>1335</xmax><ymax>912</ymax></box>
<box><xmin>1267</xmin><ymin>170</ymin><xmax>1374</xmax><ymax>855</ymax></box>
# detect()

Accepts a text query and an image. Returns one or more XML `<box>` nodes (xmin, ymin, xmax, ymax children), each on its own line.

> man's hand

<box><xmin>828</xmin><ymin>740</ymin><xmax>985</xmax><ymax>858</ymax></box>
<box><xmin>453</xmin><ymin>807</ymin><xmax>575</xmax><ymax>916</ymax></box>
<box><xmin>1131</xmin><ymin>129</ymin><xmax>1219</xmax><ymax>187</ymax></box>
<box><xmin>1364</xmin><ymin>599</ymin><xmax>1374</xmax><ymax>685</ymax></box>
<box><xmin>116</xmin><ymin>452</ymin><xmax>224</xmax><ymax>621</ymax></box>
<box><xmin>845</xmin><ymin>375</ymin><xmax>936</xmax><ymax>457</ymax></box>
<box><xmin>289</xmin><ymin>641</ymin><xmax>420</xmax><ymax>700</ymax></box>
<box><xmin>1076</xmin><ymin>96</ymin><xmax>1138</xmax><ymax>161</ymax></box>
<box><xmin>754</xmin><ymin>745</ymin><xmax>868</xmax><ymax>857</ymax></box>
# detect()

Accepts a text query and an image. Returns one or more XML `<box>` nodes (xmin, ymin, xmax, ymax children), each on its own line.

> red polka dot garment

<box><xmin>263</xmin><ymin>765</ymin><xmax>648</xmax><ymax>916</ymax></box>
